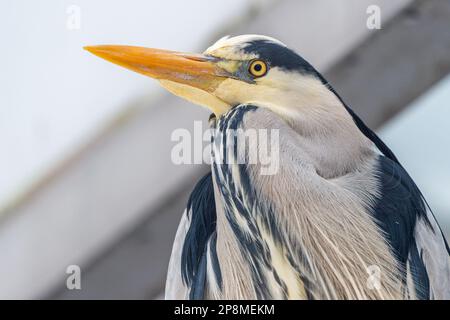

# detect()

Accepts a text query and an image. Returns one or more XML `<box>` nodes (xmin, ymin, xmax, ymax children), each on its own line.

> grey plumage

<box><xmin>165</xmin><ymin>35</ymin><xmax>450</xmax><ymax>300</ymax></box>
<box><xmin>84</xmin><ymin>32</ymin><xmax>446</xmax><ymax>300</ymax></box>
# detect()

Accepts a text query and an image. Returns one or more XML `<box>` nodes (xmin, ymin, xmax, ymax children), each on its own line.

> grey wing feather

<box><xmin>165</xmin><ymin>173</ymin><xmax>217</xmax><ymax>300</ymax></box>
<box><xmin>372</xmin><ymin>154</ymin><xmax>450</xmax><ymax>299</ymax></box>
<box><xmin>165</xmin><ymin>210</ymin><xmax>190</xmax><ymax>299</ymax></box>
<box><xmin>413</xmin><ymin>212</ymin><xmax>450</xmax><ymax>299</ymax></box>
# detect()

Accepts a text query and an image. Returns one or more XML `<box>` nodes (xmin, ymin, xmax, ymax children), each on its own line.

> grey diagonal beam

<box><xmin>50</xmin><ymin>0</ymin><xmax>450</xmax><ymax>299</ymax></box>
<box><xmin>53</xmin><ymin>166</ymin><xmax>209</xmax><ymax>300</ymax></box>
<box><xmin>325</xmin><ymin>0</ymin><xmax>450</xmax><ymax>128</ymax></box>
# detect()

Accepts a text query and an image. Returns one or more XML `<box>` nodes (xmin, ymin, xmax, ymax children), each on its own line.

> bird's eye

<box><xmin>248</xmin><ymin>60</ymin><xmax>268</xmax><ymax>77</ymax></box>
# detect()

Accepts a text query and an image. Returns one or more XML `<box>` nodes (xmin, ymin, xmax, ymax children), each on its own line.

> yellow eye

<box><xmin>248</xmin><ymin>60</ymin><xmax>268</xmax><ymax>77</ymax></box>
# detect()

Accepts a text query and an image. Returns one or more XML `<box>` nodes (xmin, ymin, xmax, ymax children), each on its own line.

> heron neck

<box><xmin>261</xmin><ymin>101</ymin><xmax>375</xmax><ymax>179</ymax></box>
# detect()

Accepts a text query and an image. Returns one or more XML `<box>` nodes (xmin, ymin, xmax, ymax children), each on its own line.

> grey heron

<box><xmin>85</xmin><ymin>34</ymin><xmax>450</xmax><ymax>300</ymax></box>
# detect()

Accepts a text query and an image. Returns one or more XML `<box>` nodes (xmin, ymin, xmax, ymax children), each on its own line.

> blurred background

<box><xmin>0</xmin><ymin>0</ymin><xmax>449</xmax><ymax>299</ymax></box>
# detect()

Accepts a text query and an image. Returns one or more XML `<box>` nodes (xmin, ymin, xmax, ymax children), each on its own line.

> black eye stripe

<box><xmin>244</xmin><ymin>40</ymin><xmax>320</xmax><ymax>76</ymax></box>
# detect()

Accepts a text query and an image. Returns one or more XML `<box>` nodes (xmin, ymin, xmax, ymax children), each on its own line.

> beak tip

<box><xmin>83</xmin><ymin>46</ymin><xmax>96</xmax><ymax>54</ymax></box>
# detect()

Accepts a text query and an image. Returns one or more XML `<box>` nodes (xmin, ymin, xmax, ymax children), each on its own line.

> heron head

<box><xmin>85</xmin><ymin>35</ymin><xmax>341</xmax><ymax>125</ymax></box>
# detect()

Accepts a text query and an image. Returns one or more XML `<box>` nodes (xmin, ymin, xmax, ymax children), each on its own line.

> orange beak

<box><xmin>84</xmin><ymin>45</ymin><xmax>229</xmax><ymax>93</ymax></box>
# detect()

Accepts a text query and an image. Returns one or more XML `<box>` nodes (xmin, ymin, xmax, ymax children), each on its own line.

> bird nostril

<box><xmin>181</xmin><ymin>54</ymin><xmax>218</xmax><ymax>62</ymax></box>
